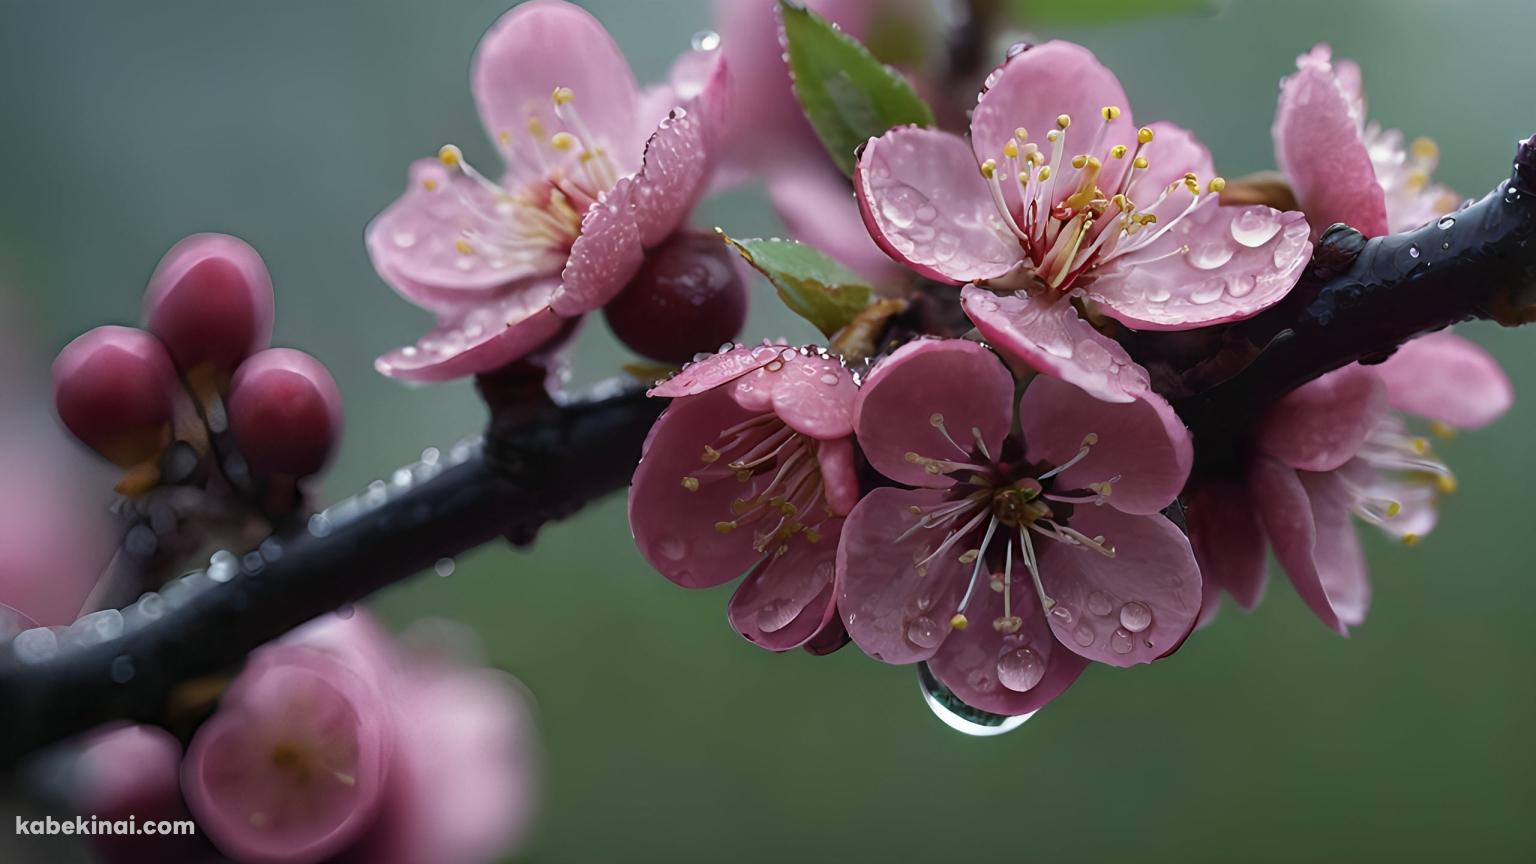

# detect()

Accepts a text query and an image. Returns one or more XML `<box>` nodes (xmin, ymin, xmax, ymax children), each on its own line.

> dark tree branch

<box><xmin>2</xmin><ymin>138</ymin><xmax>1535</xmax><ymax>772</ymax></box>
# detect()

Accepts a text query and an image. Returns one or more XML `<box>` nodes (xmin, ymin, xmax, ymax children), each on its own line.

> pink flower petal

<box><xmin>1038</xmin><ymin>507</ymin><xmax>1202</xmax><ymax>667</ymax></box>
<box><xmin>1251</xmin><ymin>458</ymin><xmax>1369</xmax><ymax>635</ymax></box>
<box><xmin>472</xmin><ymin>0</ymin><xmax>644</xmax><ymax>180</ymax></box>
<box><xmin>767</xmin><ymin>159</ymin><xmax>910</xmax><ymax>288</ymax></box>
<box><xmin>366</xmin><ymin>160</ymin><xmax>549</xmax><ymax>314</ymax></box>
<box><xmin>970</xmin><ymin>41</ymin><xmax>1137</xmax><ymax>206</ymax></box>
<box><xmin>728</xmin><ymin>520</ymin><xmax>842</xmax><ymax>651</ymax></box>
<box><xmin>756</xmin><ymin>350</ymin><xmax>857</xmax><ymax>440</ymax></box>
<box><xmin>550</xmin><ymin>179</ymin><xmax>645</xmax><ymax>316</ymax></box>
<box><xmin>183</xmin><ymin>646</ymin><xmax>393</xmax><ymax>864</ymax></box>
<box><xmin>1258</xmin><ymin>365</ymin><xmax>1388</xmax><ymax>472</ymax></box>
<box><xmin>1186</xmin><ymin>478</ymin><xmax>1268</xmax><ymax>612</ymax></box>
<box><xmin>817</xmin><ymin>437</ymin><xmax>860</xmax><ymax>517</ymax></box>
<box><xmin>854</xmin><ymin>126</ymin><xmax>1019</xmax><ymax>284</ymax></box>
<box><xmin>961</xmin><ymin>285</ymin><xmax>1149</xmax><ymax>404</ymax></box>
<box><xmin>629</xmin><ymin>387</ymin><xmax>772</xmax><ymax>588</ymax></box>
<box><xmin>649</xmin><ymin>342</ymin><xmax>788</xmax><ymax>398</ymax></box>
<box><xmin>630</xmin><ymin>51</ymin><xmax>730</xmax><ymax>247</ymax></box>
<box><xmin>1086</xmin><ymin>199</ymin><xmax>1312</xmax><ymax>330</ymax></box>
<box><xmin>78</xmin><ymin>725</ymin><xmax>202</xmax><ymax>864</ymax></box>
<box><xmin>1337</xmin><ymin>458</ymin><xmax>1440</xmax><ymax>541</ymax></box>
<box><xmin>1370</xmin><ymin>331</ymin><xmax>1513</xmax><ymax>430</ymax></box>
<box><xmin>927</xmin><ymin>566</ymin><xmax>1087</xmax><ymax>716</ymax></box>
<box><xmin>1017</xmin><ymin>374</ymin><xmax>1191</xmax><ymax>515</ymax></box>
<box><xmin>837</xmin><ymin>487</ymin><xmax>970</xmax><ymax>665</ymax></box>
<box><xmin>374</xmin><ymin>282</ymin><xmax>566</xmax><ymax>382</ymax></box>
<box><xmin>854</xmin><ymin>339</ymin><xmax>1013</xmax><ymax>488</ymax></box>
<box><xmin>1273</xmin><ymin>53</ymin><xmax>1388</xmax><ymax>238</ymax></box>
<box><xmin>1133</xmin><ymin>122</ymin><xmax>1215</xmax><ymax>208</ymax></box>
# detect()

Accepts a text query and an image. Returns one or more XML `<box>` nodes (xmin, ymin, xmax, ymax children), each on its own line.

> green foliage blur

<box><xmin>1</xmin><ymin>1</ymin><xmax>1532</xmax><ymax>861</ymax></box>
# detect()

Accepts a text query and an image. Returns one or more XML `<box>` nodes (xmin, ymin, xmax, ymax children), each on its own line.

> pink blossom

<box><xmin>76</xmin><ymin>725</ymin><xmax>211</xmax><ymax>863</ymax></box>
<box><xmin>630</xmin><ymin>343</ymin><xmax>860</xmax><ymax>650</ymax></box>
<box><xmin>367</xmin><ymin>0</ymin><xmax>730</xmax><ymax>381</ymax></box>
<box><xmin>856</xmin><ymin>41</ymin><xmax>1312</xmax><ymax>401</ymax></box>
<box><xmin>713</xmin><ymin>0</ymin><xmax>928</xmax><ymax>287</ymax></box>
<box><xmin>838</xmin><ymin>339</ymin><xmax>1200</xmax><ymax>715</ymax></box>
<box><xmin>1190</xmin><ymin>331</ymin><xmax>1513</xmax><ymax>631</ymax></box>
<box><xmin>1274</xmin><ymin>44</ymin><xmax>1461</xmax><ymax>238</ymax></box>
<box><xmin>182</xmin><ymin>613</ymin><xmax>536</xmax><ymax>864</ymax></box>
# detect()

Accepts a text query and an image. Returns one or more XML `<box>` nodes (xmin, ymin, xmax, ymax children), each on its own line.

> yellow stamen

<box><xmin>1402</xmin><ymin>533</ymin><xmax>1421</xmax><ymax>547</ymax></box>
<box><xmin>1207</xmin><ymin>176</ymin><xmax>1227</xmax><ymax>193</ymax></box>
<box><xmin>552</xmin><ymin>86</ymin><xmax>575</xmax><ymax>105</ymax></box>
<box><xmin>437</xmin><ymin>144</ymin><xmax>462</xmax><ymax>167</ymax></box>
<box><xmin>1137</xmin><ymin>127</ymin><xmax>1154</xmax><ymax>144</ymax></box>
<box><xmin>454</xmin><ymin>238</ymin><xmax>474</xmax><ymax>256</ymax></box>
<box><xmin>980</xmin><ymin>159</ymin><xmax>997</xmax><ymax>180</ymax></box>
<box><xmin>1056</xmin><ymin>114</ymin><xmax>1072</xmax><ymax>129</ymax></box>
<box><xmin>550</xmin><ymin>132</ymin><xmax>577</xmax><ymax>151</ymax></box>
<box><xmin>1101</xmin><ymin>105</ymin><xmax>1121</xmax><ymax>121</ymax></box>
<box><xmin>681</xmin><ymin>476</ymin><xmax>700</xmax><ymax>492</ymax></box>
<box><xmin>949</xmin><ymin>613</ymin><xmax>969</xmax><ymax>631</ymax></box>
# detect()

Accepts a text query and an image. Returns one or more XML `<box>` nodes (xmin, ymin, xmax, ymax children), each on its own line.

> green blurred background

<box><xmin>2</xmin><ymin>1</ymin><xmax>1533</xmax><ymax>861</ymax></box>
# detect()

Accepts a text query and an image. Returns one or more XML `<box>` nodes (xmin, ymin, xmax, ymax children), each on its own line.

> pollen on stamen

<box><xmin>958</xmin><ymin>549</ymin><xmax>980</xmax><ymax>564</ymax></box>
<box><xmin>993</xmin><ymin>616</ymin><xmax>1023</xmax><ymax>634</ymax></box>
<box><xmin>1081</xmin><ymin>433</ymin><xmax>1099</xmax><ymax>447</ymax></box>
<box><xmin>1014</xmin><ymin>127</ymin><xmax>1029</xmax><ymax>142</ymax></box>
<box><xmin>1133</xmin><ymin>155</ymin><xmax>1149</xmax><ymax>170</ymax></box>
<box><xmin>551</xmin><ymin>86</ymin><xmax>575</xmax><ymax>105</ymax></box>
<box><xmin>904</xmin><ymin>451</ymin><xmax>922</xmax><ymax>463</ymax></box>
<box><xmin>1110</xmin><ymin>144</ymin><xmax>1128</xmax><ymax>159</ymax></box>
<box><xmin>950</xmin><ymin>613</ymin><xmax>969</xmax><ymax>631</ymax></box>
<box><xmin>1207</xmin><ymin>177</ymin><xmax>1227</xmax><ymax>193</ymax></box>
<box><xmin>454</xmin><ymin>238</ymin><xmax>475</xmax><ymax>256</ymax></box>
<box><xmin>550</xmin><ymin>132</ymin><xmax>577</xmax><ymax>151</ymax></box>
<box><xmin>701</xmin><ymin>445</ymin><xmax>721</xmax><ymax>463</ymax></box>
<box><xmin>681</xmin><ymin>476</ymin><xmax>700</xmax><ymax>492</ymax></box>
<box><xmin>1003</xmin><ymin>140</ymin><xmax>1020</xmax><ymax>159</ymax></box>
<box><xmin>1402</xmin><ymin>533</ymin><xmax>1421</xmax><ymax>547</ymax></box>
<box><xmin>1437</xmin><ymin>474</ymin><xmax>1458</xmax><ymax>494</ymax></box>
<box><xmin>714</xmin><ymin>521</ymin><xmax>735</xmax><ymax>534</ymax></box>
<box><xmin>1101</xmin><ymin>105</ymin><xmax>1121</xmax><ymax>121</ymax></box>
<box><xmin>1056</xmin><ymin>114</ymin><xmax>1071</xmax><ymax>129</ymax></box>
<box><xmin>1430</xmin><ymin>421</ymin><xmax>1457</xmax><ymax>439</ymax></box>
<box><xmin>980</xmin><ymin>159</ymin><xmax>998</xmax><ymax>180</ymax></box>
<box><xmin>438</xmin><ymin>144</ymin><xmax>463</xmax><ymax>167</ymax></box>
<box><xmin>1137</xmin><ymin>127</ymin><xmax>1155</xmax><ymax>144</ymax></box>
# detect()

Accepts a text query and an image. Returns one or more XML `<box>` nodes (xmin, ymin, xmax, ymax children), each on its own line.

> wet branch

<box><xmin>2</xmin><ymin>139</ymin><xmax>1535</xmax><ymax>771</ymax></box>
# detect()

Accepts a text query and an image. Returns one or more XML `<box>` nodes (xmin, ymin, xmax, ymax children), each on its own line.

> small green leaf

<box><xmin>778</xmin><ymin>0</ymin><xmax>936</xmax><ymax>176</ymax></box>
<box><xmin>722</xmin><ymin>234</ymin><xmax>872</xmax><ymax>338</ymax></box>
<box><xmin>1007</xmin><ymin>0</ymin><xmax>1213</xmax><ymax>26</ymax></box>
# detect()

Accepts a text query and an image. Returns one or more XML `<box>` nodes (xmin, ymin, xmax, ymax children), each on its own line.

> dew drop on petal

<box><xmin>996</xmin><ymin>647</ymin><xmax>1045</xmax><ymax>692</ymax></box>
<box><xmin>1072</xmin><ymin>623</ymin><xmax>1095</xmax><ymax>647</ymax></box>
<box><xmin>1086</xmin><ymin>590</ymin><xmax>1114</xmax><ymax>616</ymax></box>
<box><xmin>656</xmin><ymin>535</ymin><xmax>687</xmax><ymax>562</ymax></box>
<box><xmin>1119</xmin><ymin>601</ymin><xmax>1153</xmax><ymax>633</ymax></box>
<box><xmin>1187</xmin><ymin>240</ymin><xmax>1235</xmax><ymax>270</ymax></box>
<box><xmin>906</xmin><ymin>616</ymin><xmax>943</xmax><ymax>649</ymax></box>
<box><xmin>756</xmin><ymin>600</ymin><xmax>799</xmax><ymax>633</ymax></box>
<box><xmin>1229</xmin><ymin>208</ymin><xmax>1282</xmax><ymax>247</ymax></box>
<box><xmin>434</xmin><ymin>557</ymin><xmax>456</xmax><ymax>578</ymax></box>
<box><xmin>1110</xmin><ymin>627</ymin><xmax>1135</xmax><ymax>655</ymax></box>
<box><xmin>1190</xmin><ymin>278</ymin><xmax>1226</xmax><ymax>304</ymax></box>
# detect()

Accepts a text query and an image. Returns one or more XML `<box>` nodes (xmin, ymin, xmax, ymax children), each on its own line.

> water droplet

<box><xmin>1190</xmin><ymin>278</ymin><xmax>1226</xmax><ymax>304</ymax></box>
<box><xmin>1187</xmin><ymin>240</ymin><xmax>1235</xmax><ymax>270</ymax></box>
<box><xmin>996</xmin><ymin>647</ymin><xmax>1045</xmax><ymax>692</ymax></box>
<box><xmin>756</xmin><ymin>600</ymin><xmax>799</xmax><ymax>633</ymax></box>
<box><xmin>1230</xmin><ymin>208</ymin><xmax>1283</xmax><ymax>247</ymax></box>
<box><xmin>1437</xmin><ymin>215</ymin><xmax>1456</xmax><ymax>229</ymax></box>
<box><xmin>241</xmin><ymin>552</ymin><xmax>265</xmax><ymax>575</ymax></box>
<box><xmin>690</xmin><ymin>29</ymin><xmax>720</xmax><ymax>51</ymax></box>
<box><xmin>1145</xmin><ymin>285</ymin><xmax>1172</xmax><ymax>302</ymax></box>
<box><xmin>1110</xmin><ymin>627</ymin><xmax>1135</xmax><ymax>654</ymax></box>
<box><xmin>1408</xmin><ymin>245</ymin><xmax>1421</xmax><ymax>259</ymax></box>
<box><xmin>110</xmin><ymin>655</ymin><xmax>135</xmax><ymax>683</ymax></box>
<box><xmin>906</xmin><ymin>616</ymin><xmax>943</xmax><ymax>649</ymax></box>
<box><xmin>72</xmin><ymin>609</ymin><xmax>124</xmax><ymax>644</ymax></box>
<box><xmin>1072</xmin><ymin>624</ymin><xmax>1095</xmax><ymax>647</ymax></box>
<box><xmin>434</xmin><ymin>557</ymin><xmax>456</xmax><ymax>578</ymax></box>
<box><xmin>392</xmin><ymin>230</ymin><xmax>416</xmax><ymax>248</ymax></box>
<box><xmin>421</xmin><ymin>447</ymin><xmax>441</xmax><ymax>465</ymax></box>
<box><xmin>13</xmin><ymin>627</ymin><xmax>59</xmax><ymax>663</ymax></box>
<box><xmin>393</xmin><ymin>468</ymin><xmax>413</xmax><ymax>487</ymax></box>
<box><xmin>208</xmin><ymin>550</ymin><xmax>238</xmax><ymax>583</ymax></box>
<box><xmin>1086</xmin><ymin>591</ymin><xmax>1114</xmax><ymax>616</ymax></box>
<box><xmin>918</xmin><ymin>663</ymin><xmax>1032</xmax><ymax>737</ymax></box>
<box><xmin>656</xmin><ymin>535</ymin><xmax>687</xmax><ymax>561</ymax></box>
<box><xmin>1226</xmin><ymin>273</ymin><xmax>1257</xmax><ymax>298</ymax></box>
<box><xmin>1048</xmin><ymin>605</ymin><xmax>1074</xmax><ymax>626</ymax></box>
<box><xmin>135</xmin><ymin>592</ymin><xmax>165</xmax><ymax>620</ymax></box>
<box><xmin>309</xmin><ymin>514</ymin><xmax>333</xmax><ymax>538</ymax></box>
<box><xmin>819</xmin><ymin>373</ymin><xmax>839</xmax><ymax>386</ymax></box>
<box><xmin>1118</xmin><ymin>601</ymin><xmax>1153</xmax><ymax>632</ymax></box>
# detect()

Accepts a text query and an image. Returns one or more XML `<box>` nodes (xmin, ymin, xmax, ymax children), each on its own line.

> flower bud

<box><xmin>52</xmin><ymin>326</ymin><xmax>180</xmax><ymax>467</ymax></box>
<box><xmin>227</xmin><ymin>348</ymin><xmax>343</xmax><ymax>478</ymax></box>
<box><xmin>142</xmin><ymin>233</ymin><xmax>275</xmax><ymax>375</ymax></box>
<box><xmin>603</xmin><ymin>230</ymin><xmax>747</xmax><ymax>364</ymax></box>
<box><xmin>77</xmin><ymin>724</ymin><xmax>207</xmax><ymax>864</ymax></box>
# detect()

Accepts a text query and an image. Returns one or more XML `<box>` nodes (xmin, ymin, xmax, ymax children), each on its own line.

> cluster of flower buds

<box><xmin>75</xmin><ymin>613</ymin><xmax>535</xmax><ymax>864</ymax></box>
<box><xmin>52</xmin><ymin>234</ymin><xmax>342</xmax><ymax>502</ymax></box>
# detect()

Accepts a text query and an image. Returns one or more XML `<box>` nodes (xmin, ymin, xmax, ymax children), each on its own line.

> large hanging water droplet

<box><xmin>1230</xmin><ymin>208</ymin><xmax>1283</xmax><ymax>247</ymax></box>
<box><xmin>917</xmin><ymin>663</ymin><xmax>1032</xmax><ymax>737</ymax></box>
<box><xmin>691</xmin><ymin>29</ymin><xmax>720</xmax><ymax>51</ymax></box>
<box><xmin>1118</xmin><ymin>601</ymin><xmax>1153</xmax><ymax>633</ymax></box>
<box><xmin>434</xmin><ymin>558</ymin><xmax>456</xmax><ymax>578</ymax></box>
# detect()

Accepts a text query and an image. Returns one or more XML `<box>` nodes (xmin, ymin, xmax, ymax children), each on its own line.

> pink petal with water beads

<box><xmin>728</xmin><ymin>519</ymin><xmax>843</xmax><ymax>651</ymax></box>
<box><xmin>1258</xmin><ymin>364</ymin><xmax>1388</xmax><ymax>472</ymax></box>
<box><xmin>755</xmin><ymin>350</ymin><xmax>857</xmax><ymax>441</ymax></box>
<box><xmin>837</xmin><ymin>487</ymin><xmax>972</xmax><ymax>665</ymax></box>
<box><xmin>961</xmin><ymin>285</ymin><xmax>1149</xmax><ymax>404</ymax></box>
<box><xmin>1084</xmin><ymin>200</ymin><xmax>1312</xmax><ymax>330</ymax></box>
<box><xmin>854</xmin><ymin>126</ymin><xmax>1020</xmax><ymax>284</ymax></box>
<box><xmin>853</xmin><ymin>339</ymin><xmax>1013</xmax><ymax>489</ymax></box>
<box><xmin>649</xmin><ymin>341</ymin><xmax>788</xmax><ymax>398</ymax></box>
<box><xmin>1250</xmin><ymin>458</ymin><xmax>1369</xmax><ymax>635</ymax></box>
<box><xmin>550</xmin><ymin>178</ymin><xmax>645</xmax><ymax>315</ymax></box>
<box><xmin>374</xmin><ymin>281</ymin><xmax>566</xmax><ymax>382</ymax></box>
<box><xmin>767</xmin><ymin>159</ymin><xmax>910</xmax><ymax>288</ymax></box>
<box><xmin>1037</xmin><ymin>506</ymin><xmax>1201</xmax><ymax>667</ymax></box>
<box><xmin>366</xmin><ymin>160</ymin><xmax>549</xmax><ymax>314</ymax></box>
<box><xmin>630</xmin><ymin>50</ymin><xmax>731</xmax><ymax>246</ymax></box>
<box><xmin>1016</xmin><ymin>374</ymin><xmax>1192</xmax><ymax>516</ymax></box>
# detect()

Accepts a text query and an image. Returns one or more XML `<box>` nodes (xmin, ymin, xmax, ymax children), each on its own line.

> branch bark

<box><xmin>2</xmin><ymin>138</ymin><xmax>1534</xmax><ymax>771</ymax></box>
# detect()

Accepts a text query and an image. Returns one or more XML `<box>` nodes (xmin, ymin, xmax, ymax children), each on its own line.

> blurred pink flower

<box><xmin>182</xmin><ymin>613</ymin><xmax>537</xmax><ymax>864</ymax></box>
<box><xmin>1190</xmin><ymin>331</ymin><xmax>1513</xmax><ymax>631</ymax></box>
<box><xmin>838</xmin><ymin>339</ymin><xmax>1199</xmax><ymax>715</ymax></box>
<box><xmin>367</xmin><ymin>0</ymin><xmax>730</xmax><ymax>381</ymax></box>
<box><xmin>855</xmin><ymin>41</ymin><xmax>1312</xmax><ymax>402</ymax></box>
<box><xmin>1274</xmin><ymin>44</ymin><xmax>1461</xmax><ymax>238</ymax></box>
<box><xmin>76</xmin><ymin>725</ymin><xmax>211</xmax><ymax>864</ymax></box>
<box><xmin>630</xmin><ymin>343</ymin><xmax>859</xmax><ymax>650</ymax></box>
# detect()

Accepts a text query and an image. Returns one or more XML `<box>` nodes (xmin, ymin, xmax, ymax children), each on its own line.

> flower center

<box><xmin>976</xmin><ymin>108</ymin><xmax>1225</xmax><ymax>292</ymax></box>
<box><xmin>899</xmin><ymin>414</ymin><xmax>1119</xmax><ymax>659</ymax></box>
<box><xmin>432</xmin><ymin>86</ymin><xmax>622</xmax><ymax>269</ymax></box>
<box><xmin>679</xmin><ymin>412</ymin><xmax>835</xmax><ymax>558</ymax></box>
<box><xmin>1348</xmin><ymin>416</ymin><xmax>1457</xmax><ymax>546</ymax></box>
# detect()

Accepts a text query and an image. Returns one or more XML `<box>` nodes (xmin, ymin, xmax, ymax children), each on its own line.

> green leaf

<box><xmin>722</xmin><ymin>234</ymin><xmax>872</xmax><ymax>338</ymax></box>
<box><xmin>1006</xmin><ymin>0</ymin><xmax>1213</xmax><ymax>26</ymax></box>
<box><xmin>778</xmin><ymin>0</ymin><xmax>936</xmax><ymax>176</ymax></box>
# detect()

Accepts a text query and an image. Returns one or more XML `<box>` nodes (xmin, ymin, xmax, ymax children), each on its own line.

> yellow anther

<box><xmin>1003</xmin><ymin>140</ymin><xmax>1020</xmax><ymax>159</ymax></box>
<box><xmin>1046</xmin><ymin>129</ymin><xmax>1061</xmax><ymax>143</ymax></box>
<box><xmin>498</xmin><ymin>131</ymin><xmax>511</xmax><ymax>146</ymax></box>
<box><xmin>1410</xmin><ymin>137</ymin><xmax>1439</xmax><ymax>160</ymax></box>
<box><xmin>1014</xmin><ymin>127</ymin><xmax>1029</xmax><ymax>142</ymax></box>
<box><xmin>1110</xmin><ymin>144</ymin><xmax>1128</xmax><ymax>159</ymax></box>
<box><xmin>1037</xmin><ymin>166</ymin><xmax>1052</xmax><ymax>181</ymax></box>
<box><xmin>1207</xmin><ymin>176</ymin><xmax>1227</xmax><ymax>193</ymax></box>
<box><xmin>1183</xmin><ymin>172</ymin><xmax>1201</xmax><ymax>194</ymax></box>
<box><xmin>1133</xmin><ymin>155</ymin><xmax>1149</xmax><ymax>170</ymax></box>
<box><xmin>437</xmin><ymin>144</ymin><xmax>462</xmax><ymax>167</ymax></box>
<box><xmin>701</xmin><ymin>445</ymin><xmax>721</xmax><ymax>463</ymax></box>
<box><xmin>1137</xmin><ymin>127</ymin><xmax>1155</xmax><ymax>144</ymax></box>
<box><xmin>1385</xmin><ymin>500</ymin><xmax>1403</xmax><ymax>518</ymax></box>
<box><xmin>527</xmin><ymin>116</ymin><xmax>545</xmax><ymax>136</ymax></box>
<box><xmin>929</xmin><ymin>413</ymin><xmax>945</xmax><ymax>427</ymax></box>
<box><xmin>421</xmin><ymin>178</ymin><xmax>438</xmax><ymax>192</ymax></box>
<box><xmin>1071</xmin><ymin>154</ymin><xmax>1088</xmax><ymax>170</ymax></box>
<box><xmin>1081</xmin><ymin>432</ymin><xmax>1100</xmax><ymax>447</ymax></box>
<box><xmin>1056</xmin><ymin>114</ymin><xmax>1071</xmax><ymax>129</ymax></box>
<box><xmin>805</xmin><ymin>529</ymin><xmax>822</xmax><ymax>544</ymax></box>
<box><xmin>681</xmin><ymin>476</ymin><xmax>700</xmax><ymax>492</ymax></box>
<box><xmin>714</xmin><ymin>521</ymin><xmax>736</xmax><ymax>534</ymax></box>
<box><xmin>550</xmin><ymin>132</ymin><xmax>577</xmax><ymax>151</ymax></box>
<box><xmin>454</xmin><ymin>238</ymin><xmax>474</xmax><ymax>256</ymax></box>
<box><xmin>1437</xmin><ymin>474</ymin><xmax>1458</xmax><ymax>494</ymax></box>
<box><xmin>1412</xmin><ymin>437</ymin><xmax>1431</xmax><ymax>455</ymax></box>
<box><xmin>958</xmin><ymin>549</ymin><xmax>980</xmax><ymax>564</ymax></box>
<box><xmin>949</xmin><ymin>613</ymin><xmax>969</xmax><ymax>631</ymax></box>
<box><xmin>1089</xmin><ymin>481</ymin><xmax>1114</xmax><ymax>497</ymax></box>
<box><xmin>980</xmin><ymin>159</ymin><xmax>997</xmax><ymax>180</ymax></box>
<box><xmin>1101</xmin><ymin>105</ymin><xmax>1121</xmax><ymax>121</ymax></box>
<box><xmin>552</xmin><ymin>86</ymin><xmax>575</xmax><ymax>105</ymax></box>
<box><xmin>1402</xmin><ymin>533</ymin><xmax>1421</xmax><ymax>547</ymax></box>
<box><xmin>1025</xmin><ymin>150</ymin><xmax>1043</xmax><ymax>165</ymax></box>
<box><xmin>735</xmin><ymin>469</ymin><xmax>752</xmax><ymax>482</ymax></box>
<box><xmin>1430</xmin><ymin>421</ymin><xmax>1457</xmax><ymax>439</ymax></box>
<box><xmin>1407</xmin><ymin>170</ymin><xmax>1430</xmax><ymax>190</ymax></box>
<box><xmin>731</xmin><ymin>499</ymin><xmax>752</xmax><ymax>515</ymax></box>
